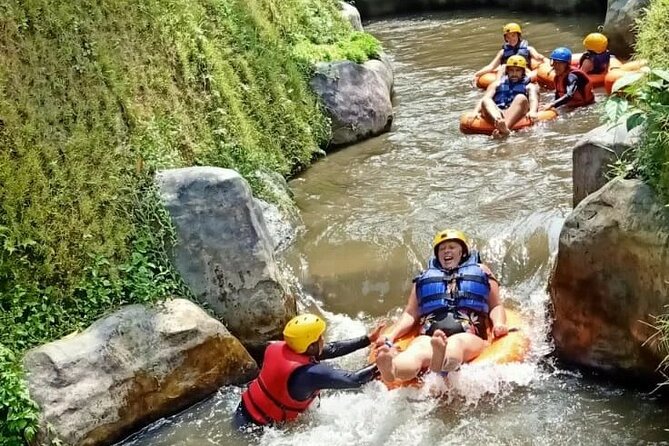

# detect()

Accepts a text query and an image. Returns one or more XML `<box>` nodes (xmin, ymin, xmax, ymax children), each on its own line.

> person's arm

<box><xmin>580</xmin><ymin>58</ymin><xmax>595</xmax><ymax>74</ymax></box>
<box><xmin>480</xmin><ymin>264</ymin><xmax>507</xmax><ymax>338</ymax></box>
<box><xmin>474</xmin><ymin>50</ymin><xmax>504</xmax><ymax>77</ymax></box>
<box><xmin>379</xmin><ymin>284</ymin><xmax>420</xmax><ymax>344</ymax></box>
<box><xmin>318</xmin><ymin>322</ymin><xmax>385</xmax><ymax>360</ymax></box>
<box><xmin>547</xmin><ymin>73</ymin><xmax>579</xmax><ymax>109</ymax></box>
<box><xmin>528</xmin><ymin>46</ymin><xmax>546</xmax><ymax>64</ymax></box>
<box><xmin>527</xmin><ymin>83</ymin><xmax>539</xmax><ymax>117</ymax></box>
<box><xmin>474</xmin><ymin>81</ymin><xmax>500</xmax><ymax>114</ymax></box>
<box><xmin>318</xmin><ymin>335</ymin><xmax>370</xmax><ymax>360</ymax></box>
<box><xmin>287</xmin><ymin>363</ymin><xmax>379</xmax><ymax>401</ymax></box>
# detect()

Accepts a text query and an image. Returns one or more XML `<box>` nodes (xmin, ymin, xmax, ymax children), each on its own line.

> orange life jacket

<box><xmin>241</xmin><ymin>342</ymin><xmax>318</xmax><ymax>425</ymax></box>
<box><xmin>555</xmin><ymin>68</ymin><xmax>594</xmax><ymax>107</ymax></box>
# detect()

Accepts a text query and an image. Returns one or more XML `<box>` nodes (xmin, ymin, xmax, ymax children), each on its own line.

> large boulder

<box><xmin>340</xmin><ymin>1</ymin><xmax>363</xmax><ymax>31</ymax></box>
<box><xmin>572</xmin><ymin>121</ymin><xmax>640</xmax><ymax>207</ymax></box>
<box><xmin>252</xmin><ymin>169</ymin><xmax>303</xmax><ymax>253</ymax></box>
<box><xmin>156</xmin><ymin>167</ymin><xmax>296</xmax><ymax>349</ymax></box>
<box><xmin>603</xmin><ymin>0</ymin><xmax>651</xmax><ymax>59</ymax></box>
<box><xmin>310</xmin><ymin>58</ymin><xmax>394</xmax><ymax>147</ymax></box>
<box><xmin>23</xmin><ymin>299</ymin><xmax>257</xmax><ymax>446</ymax></box>
<box><xmin>549</xmin><ymin>178</ymin><xmax>669</xmax><ymax>378</ymax></box>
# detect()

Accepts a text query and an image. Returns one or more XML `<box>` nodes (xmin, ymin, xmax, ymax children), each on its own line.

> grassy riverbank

<box><xmin>635</xmin><ymin>0</ymin><xmax>669</xmax><ymax>378</ymax></box>
<box><xmin>0</xmin><ymin>0</ymin><xmax>379</xmax><ymax>442</ymax></box>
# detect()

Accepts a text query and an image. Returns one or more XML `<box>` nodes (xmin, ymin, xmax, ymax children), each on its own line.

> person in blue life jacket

<box><xmin>234</xmin><ymin>314</ymin><xmax>385</xmax><ymax>430</ymax></box>
<box><xmin>473</xmin><ymin>22</ymin><xmax>547</xmax><ymax>83</ymax></box>
<box><xmin>374</xmin><ymin>229</ymin><xmax>508</xmax><ymax>382</ymax></box>
<box><xmin>579</xmin><ymin>33</ymin><xmax>611</xmax><ymax>75</ymax></box>
<box><xmin>474</xmin><ymin>55</ymin><xmax>539</xmax><ymax>138</ymax></box>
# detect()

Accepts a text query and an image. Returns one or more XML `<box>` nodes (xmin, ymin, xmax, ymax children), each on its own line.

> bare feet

<box><xmin>376</xmin><ymin>345</ymin><xmax>397</xmax><ymax>382</ymax></box>
<box><xmin>492</xmin><ymin>118</ymin><xmax>510</xmax><ymax>139</ymax></box>
<box><xmin>429</xmin><ymin>330</ymin><xmax>447</xmax><ymax>372</ymax></box>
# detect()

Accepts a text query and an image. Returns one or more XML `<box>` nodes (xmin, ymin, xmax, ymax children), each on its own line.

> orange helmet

<box><xmin>503</xmin><ymin>22</ymin><xmax>522</xmax><ymax>35</ymax></box>
<box><xmin>583</xmin><ymin>33</ymin><xmax>608</xmax><ymax>53</ymax></box>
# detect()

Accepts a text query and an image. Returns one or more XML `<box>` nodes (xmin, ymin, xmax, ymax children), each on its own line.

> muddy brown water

<box><xmin>121</xmin><ymin>11</ymin><xmax>669</xmax><ymax>446</ymax></box>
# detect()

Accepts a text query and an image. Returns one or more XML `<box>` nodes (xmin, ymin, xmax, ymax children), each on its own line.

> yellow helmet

<box><xmin>583</xmin><ymin>32</ymin><xmax>608</xmax><ymax>53</ymax></box>
<box><xmin>506</xmin><ymin>55</ymin><xmax>527</xmax><ymax>69</ymax></box>
<box><xmin>503</xmin><ymin>22</ymin><xmax>522</xmax><ymax>35</ymax></box>
<box><xmin>432</xmin><ymin>229</ymin><xmax>470</xmax><ymax>258</ymax></box>
<box><xmin>283</xmin><ymin>314</ymin><xmax>326</xmax><ymax>353</ymax></box>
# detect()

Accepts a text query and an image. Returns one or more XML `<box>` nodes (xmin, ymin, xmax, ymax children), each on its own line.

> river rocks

<box><xmin>340</xmin><ymin>1</ymin><xmax>363</xmax><ymax>31</ymax></box>
<box><xmin>572</xmin><ymin>121</ymin><xmax>640</xmax><ymax>207</ymax></box>
<box><xmin>603</xmin><ymin>0</ymin><xmax>651</xmax><ymax>59</ymax></box>
<box><xmin>550</xmin><ymin>178</ymin><xmax>669</xmax><ymax>378</ymax></box>
<box><xmin>156</xmin><ymin>167</ymin><xmax>296</xmax><ymax>349</ymax></box>
<box><xmin>252</xmin><ymin>169</ymin><xmax>303</xmax><ymax>253</ymax></box>
<box><xmin>23</xmin><ymin>299</ymin><xmax>257</xmax><ymax>446</ymax></box>
<box><xmin>311</xmin><ymin>58</ymin><xmax>394</xmax><ymax>147</ymax></box>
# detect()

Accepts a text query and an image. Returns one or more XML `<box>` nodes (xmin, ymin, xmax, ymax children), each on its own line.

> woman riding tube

<box><xmin>579</xmin><ymin>33</ymin><xmax>611</xmax><ymax>75</ymax></box>
<box><xmin>542</xmin><ymin>47</ymin><xmax>594</xmax><ymax>110</ymax></box>
<box><xmin>375</xmin><ymin>229</ymin><xmax>508</xmax><ymax>382</ymax></box>
<box><xmin>473</xmin><ymin>22</ymin><xmax>547</xmax><ymax>84</ymax></box>
<box><xmin>475</xmin><ymin>55</ymin><xmax>539</xmax><ymax>138</ymax></box>
<box><xmin>235</xmin><ymin>314</ymin><xmax>384</xmax><ymax>429</ymax></box>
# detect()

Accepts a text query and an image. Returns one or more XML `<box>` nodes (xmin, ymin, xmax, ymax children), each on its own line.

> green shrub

<box><xmin>0</xmin><ymin>0</ymin><xmax>381</xmax><ymax>442</ymax></box>
<box><xmin>635</xmin><ymin>0</ymin><xmax>669</xmax><ymax>69</ymax></box>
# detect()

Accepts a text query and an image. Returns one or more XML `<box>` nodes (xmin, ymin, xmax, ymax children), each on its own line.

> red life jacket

<box><xmin>241</xmin><ymin>341</ymin><xmax>318</xmax><ymax>425</ymax></box>
<box><xmin>555</xmin><ymin>68</ymin><xmax>594</xmax><ymax>107</ymax></box>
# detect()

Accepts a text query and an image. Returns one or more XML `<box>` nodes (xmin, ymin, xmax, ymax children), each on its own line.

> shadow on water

<box><xmin>119</xmin><ymin>10</ymin><xmax>669</xmax><ymax>446</ymax></box>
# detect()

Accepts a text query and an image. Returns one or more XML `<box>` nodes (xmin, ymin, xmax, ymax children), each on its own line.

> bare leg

<box><xmin>502</xmin><ymin>94</ymin><xmax>530</xmax><ymax>131</ymax></box>
<box><xmin>375</xmin><ymin>344</ymin><xmax>397</xmax><ymax>382</ymax></box>
<box><xmin>444</xmin><ymin>332</ymin><xmax>487</xmax><ymax>367</ymax></box>
<box><xmin>377</xmin><ymin>335</ymin><xmax>433</xmax><ymax>382</ymax></box>
<box><xmin>429</xmin><ymin>330</ymin><xmax>447</xmax><ymax>372</ymax></box>
<box><xmin>481</xmin><ymin>98</ymin><xmax>509</xmax><ymax>138</ymax></box>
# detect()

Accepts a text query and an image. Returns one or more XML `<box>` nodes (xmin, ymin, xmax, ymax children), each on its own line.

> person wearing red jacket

<box><xmin>235</xmin><ymin>314</ymin><xmax>384</xmax><ymax>429</ymax></box>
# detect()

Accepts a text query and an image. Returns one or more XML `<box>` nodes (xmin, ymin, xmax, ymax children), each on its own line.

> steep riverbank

<box><xmin>0</xmin><ymin>0</ymin><xmax>380</xmax><ymax>443</ymax></box>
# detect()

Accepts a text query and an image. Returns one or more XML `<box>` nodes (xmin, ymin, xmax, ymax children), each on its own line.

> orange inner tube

<box><xmin>604</xmin><ymin>60</ymin><xmax>649</xmax><ymax>95</ymax></box>
<box><xmin>537</xmin><ymin>54</ymin><xmax>622</xmax><ymax>89</ymax></box>
<box><xmin>368</xmin><ymin>309</ymin><xmax>531</xmax><ymax>390</ymax></box>
<box><xmin>459</xmin><ymin>109</ymin><xmax>558</xmax><ymax>135</ymax></box>
<box><xmin>475</xmin><ymin>68</ymin><xmax>539</xmax><ymax>90</ymax></box>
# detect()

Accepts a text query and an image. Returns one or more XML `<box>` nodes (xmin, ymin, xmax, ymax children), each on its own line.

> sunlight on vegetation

<box><xmin>0</xmin><ymin>0</ymin><xmax>380</xmax><ymax>442</ymax></box>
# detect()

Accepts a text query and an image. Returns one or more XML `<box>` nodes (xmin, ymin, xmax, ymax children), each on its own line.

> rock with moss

<box><xmin>156</xmin><ymin>167</ymin><xmax>296</xmax><ymax>350</ymax></box>
<box><xmin>340</xmin><ymin>2</ymin><xmax>363</xmax><ymax>31</ymax></box>
<box><xmin>253</xmin><ymin>169</ymin><xmax>303</xmax><ymax>253</ymax></box>
<box><xmin>23</xmin><ymin>299</ymin><xmax>257</xmax><ymax>446</ymax></box>
<box><xmin>311</xmin><ymin>58</ymin><xmax>394</xmax><ymax>147</ymax></box>
<box><xmin>550</xmin><ymin>178</ymin><xmax>669</xmax><ymax>379</ymax></box>
<box><xmin>572</xmin><ymin>120</ymin><xmax>640</xmax><ymax>207</ymax></box>
<box><xmin>604</xmin><ymin>0</ymin><xmax>651</xmax><ymax>59</ymax></box>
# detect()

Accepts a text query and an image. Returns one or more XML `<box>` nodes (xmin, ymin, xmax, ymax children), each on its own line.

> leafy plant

<box><xmin>604</xmin><ymin>69</ymin><xmax>669</xmax><ymax>202</ymax></box>
<box><xmin>0</xmin><ymin>0</ymin><xmax>381</xmax><ymax>442</ymax></box>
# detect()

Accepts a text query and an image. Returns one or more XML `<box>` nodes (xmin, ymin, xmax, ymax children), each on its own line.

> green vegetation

<box><xmin>605</xmin><ymin>0</ymin><xmax>669</xmax><ymax>203</ymax></box>
<box><xmin>606</xmin><ymin>0</ymin><xmax>669</xmax><ymax>383</ymax></box>
<box><xmin>0</xmin><ymin>0</ymin><xmax>380</xmax><ymax>443</ymax></box>
<box><xmin>635</xmin><ymin>0</ymin><xmax>669</xmax><ymax>69</ymax></box>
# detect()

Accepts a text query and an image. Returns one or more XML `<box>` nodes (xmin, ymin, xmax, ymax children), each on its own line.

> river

<box><xmin>121</xmin><ymin>10</ymin><xmax>669</xmax><ymax>446</ymax></box>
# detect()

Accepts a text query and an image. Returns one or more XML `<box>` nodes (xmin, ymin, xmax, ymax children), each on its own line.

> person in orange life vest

<box><xmin>473</xmin><ymin>22</ymin><xmax>547</xmax><ymax>84</ymax></box>
<box><xmin>579</xmin><ymin>33</ymin><xmax>611</xmax><ymax>75</ymax></box>
<box><xmin>235</xmin><ymin>314</ymin><xmax>385</xmax><ymax>429</ymax></box>
<box><xmin>475</xmin><ymin>55</ymin><xmax>539</xmax><ymax>138</ymax></box>
<box><xmin>374</xmin><ymin>229</ymin><xmax>508</xmax><ymax>383</ymax></box>
<box><xmin>542</xmin><ymin>47</ymin><xmax>595</xmax><ymax>110</ymax></box>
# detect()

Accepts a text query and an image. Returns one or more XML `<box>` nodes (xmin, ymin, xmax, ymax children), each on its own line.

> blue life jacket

<box><xmin>493</xmin><ymin>75</ymin><xmax>530</xmax><ymax>109</ymax></box>
<box><xmin>501</xmin><ymin>39</ymin><xmax>531</xmax><ymax>66</ymax></box>
<box><xmin>579</xmin><ymin>50</ymin><xmax>611</xmax><ymax>75</ymax></box>
<box><xmin>414</xmin><ymin>251</ymin><xmax>490</xmax><ymax>317</ymax></box>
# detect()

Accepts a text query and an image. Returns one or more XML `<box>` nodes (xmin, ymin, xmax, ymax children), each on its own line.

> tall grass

<box><xmin>0</xmin><ymin>0</ymin><xmax>380</xmax><ymax>443</ymax></box>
